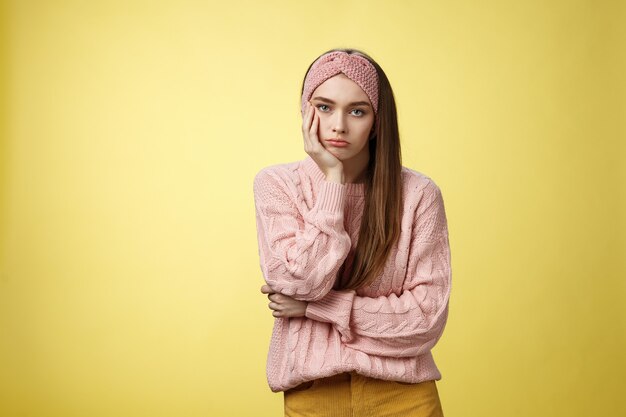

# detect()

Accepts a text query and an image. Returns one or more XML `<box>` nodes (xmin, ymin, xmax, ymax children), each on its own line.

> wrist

<box><xmin>325</xmin><ymin>170</ymin><xmax>345</xmax><ymax>184</ymax></box>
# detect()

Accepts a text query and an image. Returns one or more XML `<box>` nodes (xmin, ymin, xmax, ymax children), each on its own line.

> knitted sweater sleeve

<box><xmin>304</xmin><ymin>181</ymin><xmax>451</xmax><ymax>357</ymax></box>
<box><xmin>253</xmin><ymin>168</ymin><xmax>352</xmax><ymax>302</ymax></box>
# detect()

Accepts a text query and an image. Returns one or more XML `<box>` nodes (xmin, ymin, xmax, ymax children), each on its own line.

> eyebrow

<box><xmin>311</xmin><ymin>96</ymin><xmax>371</xmax><ymax>107</ymax></box>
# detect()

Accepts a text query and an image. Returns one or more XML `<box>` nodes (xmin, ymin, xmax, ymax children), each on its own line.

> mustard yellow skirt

<box><xmin>284</xmin><ymin>371</ymin><xmax>444</xmax><ymax>417</ymax></box>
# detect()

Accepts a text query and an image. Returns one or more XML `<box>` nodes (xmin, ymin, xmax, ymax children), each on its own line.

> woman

<box><xmin>253</xmin><ymin>48</ymin><xmax>451</xmax><ymax>417</ymax></box>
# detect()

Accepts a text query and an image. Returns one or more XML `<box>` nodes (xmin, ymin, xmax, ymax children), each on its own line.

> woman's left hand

<box><xmin>260</xmin><ymin>284</ymin><xmax>308</xmax><ymax>318</ymax></box>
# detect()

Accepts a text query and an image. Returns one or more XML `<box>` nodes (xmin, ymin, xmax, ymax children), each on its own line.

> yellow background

<box><xmin>1</xmin><ymin>0</ymin><xmax>624</xmax><ymax>416</ymax></box>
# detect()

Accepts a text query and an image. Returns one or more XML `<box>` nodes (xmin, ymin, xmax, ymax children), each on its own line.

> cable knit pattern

<box><xmin>253</xmin><ymin>155</ymin><xmax>452</xmax><ymax>393</ymax></box>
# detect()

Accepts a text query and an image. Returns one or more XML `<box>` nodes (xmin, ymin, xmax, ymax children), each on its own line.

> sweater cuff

<box><xmin>305</xmin><ymin>289</ymin><xmax>356</xmax><ymax>340</ymax></box>
<box><xmin>315</xmin><ymin>180</ymin><xmax>346</xmax><ymax>213</ymax></box>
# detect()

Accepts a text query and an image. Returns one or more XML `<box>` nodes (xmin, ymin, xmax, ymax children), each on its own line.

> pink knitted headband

<box><xmin>301</xmin><ymin>51</ymin><xmax>379</xmax><ymax>117</ymax></box>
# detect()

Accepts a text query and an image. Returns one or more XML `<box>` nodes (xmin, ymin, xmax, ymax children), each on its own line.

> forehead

<box><xmin>311</xmin><ymin>73</ymin><xmax>369</xmax><ymax>101</ymax></box>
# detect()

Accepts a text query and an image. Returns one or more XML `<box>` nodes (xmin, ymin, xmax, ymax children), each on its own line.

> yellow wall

<box><xmin>0</xmin><ymin>1</ymin><xmax>624</xmax><ymax>416</ymax></box>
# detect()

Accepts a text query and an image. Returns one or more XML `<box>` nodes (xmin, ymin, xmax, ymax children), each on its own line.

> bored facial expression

<box><xmin>310</xmin><ymin>73</ymin><xmax>375</xmax><ymax>159</ymax></box>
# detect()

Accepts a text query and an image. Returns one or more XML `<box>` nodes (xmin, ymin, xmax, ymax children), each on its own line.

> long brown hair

<box><xmin>300</xmin><ymin>48</ymin><xmax>403</xmax><ymax>291</ymax></box>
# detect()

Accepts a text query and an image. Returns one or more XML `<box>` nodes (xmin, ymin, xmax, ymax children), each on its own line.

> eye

<box><xmin>352</xmin><ymin>109</ymin><xmax>365</xmax><ymax>116</ymax></box>
<box><xmin>317</xmin><ymin>104</ymin><xmax>330</xmax><ymax>112</ymax></box>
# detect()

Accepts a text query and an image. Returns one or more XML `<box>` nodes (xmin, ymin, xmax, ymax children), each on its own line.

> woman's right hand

<box><xmin>302</xmin><ymin>101</ymin><xmax>344</xmax><ymax>178</ymax></box>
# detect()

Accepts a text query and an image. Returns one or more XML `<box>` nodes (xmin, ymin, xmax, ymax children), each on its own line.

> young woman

<box><xmin>253</xmin><ymin>48</ymin><xmax>451</xmax><ymax>417</ymax></box>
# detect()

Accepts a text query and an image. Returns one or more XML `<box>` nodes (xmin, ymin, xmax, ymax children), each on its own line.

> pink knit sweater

<box><xmin>253</xmin><ymin>155</ymin><xmax>452</xmax><ymax>393</ymax></box>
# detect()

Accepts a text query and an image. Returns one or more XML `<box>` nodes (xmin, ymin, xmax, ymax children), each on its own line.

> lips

<box><xmin>326</xmin><ymin>139</ymin><xmax>349</xmax><ymax>148</ymax></box>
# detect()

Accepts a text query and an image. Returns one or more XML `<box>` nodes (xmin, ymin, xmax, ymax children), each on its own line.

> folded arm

<box><xmin>305</xmin><ymin>181</ymin><xmax>451</xmax><ymax>357</ymax></box>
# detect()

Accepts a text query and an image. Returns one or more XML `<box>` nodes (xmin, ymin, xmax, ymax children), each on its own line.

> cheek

<box><xmin>357</xmin><ymin>119</ymin><xmax>374</xmax><ymax>134</ymax></box>
<box><xmin>316</xmin><ymin>113</ymin><xmax>327</xmax><ymax>126</ymax></box>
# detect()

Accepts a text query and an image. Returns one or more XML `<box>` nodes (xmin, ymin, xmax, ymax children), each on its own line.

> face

<box><xmin>309</xmin><ymin>73</ymin><xmax>375</xmax><ymax>162</ymax></box>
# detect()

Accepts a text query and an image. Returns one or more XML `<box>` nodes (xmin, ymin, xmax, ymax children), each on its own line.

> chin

<box><xmin>329</xmin><ymin>150</ymin><xmax>349</xmax><ymax>160</ymax></box>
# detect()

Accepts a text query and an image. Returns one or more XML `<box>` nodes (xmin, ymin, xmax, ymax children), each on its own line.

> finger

<box><xmin>308</xmin><ymin>109</ymin><xmax>323</xmax><ymax>152</ymax></box>
<box><xmin>271</xmin><ymin>293</ymin><xmax>286</xmax><ymax>302</ymax></box>
<box><xmin>260</xmin><ymin>284</ymin><xmax>275</xmax><ymax>294</ymax></box>
<box><xmin>303</xmin><ymin>102</ymin><xmax>314</xmax><ymax>149</ymax></box>
<box><xmin>311</xmin><ymin>109</ymin><xmax>321</xmax><ymax>146</ymax></box>
<box><xmin>268</xmin><ymin>301</ymin><xmax>283</xmax><ymax>310</ymax></box>
<box><xmin>308</xmin><ymin>105</ymin><xmax>317</xmax><ymax>137</ymax></box>
<box><xmin>302</xmin><ymin>101</ymin><xmax>311</xmax><ymax>132</ymax></box>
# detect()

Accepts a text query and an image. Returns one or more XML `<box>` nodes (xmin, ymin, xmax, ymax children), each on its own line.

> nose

<box><xmin>332</xmin><ymin>113</ymin><xmax>347</xmax><ymax>134</ymax></box>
